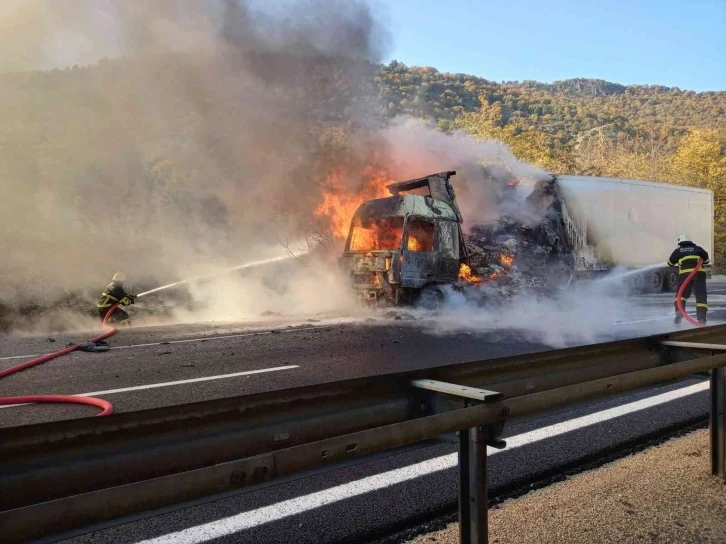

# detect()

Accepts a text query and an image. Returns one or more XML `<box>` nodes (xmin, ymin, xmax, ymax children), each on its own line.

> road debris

<box><xmin>462</xmin><ymin>178</ymin><xmax>576</xmax><ymax>301</ymax></box>
<box><xmin>76</xmin><ymin>341</ymin><xmax>111</xmax><ymax>353</ymax></box>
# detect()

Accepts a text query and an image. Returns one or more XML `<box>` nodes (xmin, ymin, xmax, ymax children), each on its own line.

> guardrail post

<box><xmin>458</xmin><ymin>426</ymin><xmax>490</xmax><ymax>544</ymax></box>
<box><xmin>711</xmin><ymin>367</ymin><xmax>726</xmax><ymax>482</ymax></box>
<box><xmin>458</xmin><ymin>430</ymin><xmax>471</xmax><ymax>544</ymax></box>
<box><xmin>469</xmin><ymin>426</ymin><xmax>489</xmax><ymax>544</ymax></box>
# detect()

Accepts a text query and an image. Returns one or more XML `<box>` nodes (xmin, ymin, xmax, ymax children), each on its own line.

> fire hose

<box><xmin>0</xmin><ymin>256</ymin><xmax>709</xmax><ymax>417</ymax></box>
<box><xmin>0</xmin><ymin>303</ymin><xmax>121</xmax><ymax>416</ymax></box>
<box><xmin>675</xmin><ymin>258</ymin><xmax>706</xmax><ymax>328</ymax></box>
<box><xmin>0</xmin><ymin>257</ymin><xmax>294</xmax><ymax>417</ymax></box>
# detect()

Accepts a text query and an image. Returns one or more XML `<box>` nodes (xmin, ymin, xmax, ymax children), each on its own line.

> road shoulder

<box><xmin>405</xmin><ymin>429</ymin><xmax>726</xmax><ymax>544</ymax></box>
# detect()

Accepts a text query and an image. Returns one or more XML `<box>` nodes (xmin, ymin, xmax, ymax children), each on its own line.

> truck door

<box><xmin>435</xmin><ymin>220</ymin><xmax>460</xmax><ymax>282</ymax></box>
<box><xmin>401</xmin><ymin>217</ymin><xmax>437</xmax><ymax>288</ymax></box>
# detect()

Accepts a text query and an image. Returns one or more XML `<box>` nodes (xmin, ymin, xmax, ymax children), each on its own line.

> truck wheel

<box><xmin>629</xmin><ymin>273</ymin><xmax>645</xmax><ymax>294</ymax></box>
<box><xmin>664</xmin><ymin>270</ymin><xmax>679</xmax><ymax>292</ymax></box>
<box><xmin>648</xmin><ymin>271</ymin><xmax>664</xmax><ymax>293</ymax></box>
<box><xmin>417</xmin><ymin>287</ymin><xmax>445</xmax><ymax>310</ymax></box>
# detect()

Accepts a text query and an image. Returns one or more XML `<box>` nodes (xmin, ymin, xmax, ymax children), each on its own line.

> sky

<box><xmin>381</xmin><ymin>0</ymin><xmax>725</xmax><ymax>91</ymax></box>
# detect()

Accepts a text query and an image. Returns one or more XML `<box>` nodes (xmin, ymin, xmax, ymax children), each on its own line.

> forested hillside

<box><xmin>376</xmin><ymin>61</ymin><xmax>726</xmax><ymax>263</ymax></box>
<box><xmin>0</xmin><ymin>56</ymin><xmax>724</xmax><ymax>278</ymax></box>
<box><xmin>377</xmin><ymin>61</ymin><xmax>725</xmax><ymax>140</ymax></box>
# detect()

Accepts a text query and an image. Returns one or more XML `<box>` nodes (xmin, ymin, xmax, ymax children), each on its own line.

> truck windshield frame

<box><xmin>347</xmin><ymin>216</ymin><xmax>405</xmax><ymax>252</ymax></box>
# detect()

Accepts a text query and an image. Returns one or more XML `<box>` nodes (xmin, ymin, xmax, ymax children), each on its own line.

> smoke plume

<box><xmin>0</xmin><ymin>0</ymin><xmax>389</xmax><ymax>312</ymax></box>
<box><xmin>374</xmin><ymin>118</ymin><xmax>549</xmax><ymax>227</ymax></box>
<box><xmin>0</xmin><ymin>1</ymin><xmax>626</xmax><ymax>339</ymax></box>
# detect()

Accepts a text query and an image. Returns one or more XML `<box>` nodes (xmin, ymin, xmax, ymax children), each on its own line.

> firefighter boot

<box><xmin>674</xmin><ymin>301</ymin><xmax>683</xmax><ymax>325</ymax></box>
<box><xmin>697</xmin><ymin>306</ymin><xmax>707</xmax><ymax>325</ymax></box>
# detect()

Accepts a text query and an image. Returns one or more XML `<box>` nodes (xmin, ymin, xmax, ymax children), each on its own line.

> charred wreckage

<box><xmin>338</xmin><ymin>169</ymin><xmax>578</xmax><ymax>306</ymax></box>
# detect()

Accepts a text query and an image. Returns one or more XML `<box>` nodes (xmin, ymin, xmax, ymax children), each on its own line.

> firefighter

<box><xmin>667</xmin><ymin>234</ymin><xmax>710</xmax><ymax>325</ymax></box>
<box><xmin>97</xmin><ymin>273</ymin><xmax>136</xmax><ymax>326</ymax></box>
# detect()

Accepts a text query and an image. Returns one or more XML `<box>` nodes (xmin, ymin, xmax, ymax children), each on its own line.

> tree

<box><xmin>455</xmin><ymin>98</ymin><xmax>572</xmax><ymax>172</ymax></box>
<box><xmin>666</xmin><ymin>129</ymin><xmax>726</xmax><ymax>264</ymax></box>
<box><xmin>670</xmin><ymin>129</ymin><xmax>726</xmax><ymax>187</ymax></box>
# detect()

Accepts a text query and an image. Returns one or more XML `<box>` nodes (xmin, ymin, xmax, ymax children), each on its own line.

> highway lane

<box><xmin>0</xmin><ymin>321</ymin><xmax>552</xmax><ymax>427</ymax></box>
<box><xmin>58</xmin><ymin>378</ymin><xmax>710</xmax><ymax>544</ymax></box>
<box><xmin>2</xmin><ymin>282</ymin><xmax>726</xmax><ymax>427</ymax></box>
<box><xmin>3</xmin><ymin>284</ymin><xmax>724</xmax><ymax>543</ymax></box>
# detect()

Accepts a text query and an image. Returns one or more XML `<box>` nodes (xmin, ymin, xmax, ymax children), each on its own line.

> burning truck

<box><xmin>337</xmin><ymin>169</ymin><xmax>570</xmax><ymax>305</ymax></box>
<box><xmin>338</xmin><ymin>169</ymin><xmax>714</xmax><ymax>305</ymax></box>
<box><xmin>338</xmin><ymin>171</ymin><xmax>467</xmax><ymax>305</ymax></box>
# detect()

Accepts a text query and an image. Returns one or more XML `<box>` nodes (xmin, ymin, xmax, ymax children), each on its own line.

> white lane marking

<box><xmin>612</xmin><ymin>315</ymin><xmax>673</xmax><ymax>325</ymax></box>
<box><xmin>80</xmin><ymin>366</ymin><xmax>299</xmax><ymax>396</ymax></box>
<box><xmin>109</xmin><ymin>327</ymin><xmax>320</xmax><ymax>351</ymax></box>
<box><xmin>0</xmin><ymin>353</ymin><xmax>41</xmax><ymax>361</ymax></box>
<box><xmin>136</xmin><ymin>381</ymin><xmax>709</xmax><ymax>544</ymax></box>
<box><xmin>4</xmin><ymin>305</ymin><xmax>725</xmax><ymax>363</ymax></box>
<box><xmin>0</xmin><ymin>326</ymin><xmax>322</xmax><ymax>362</ymax></box>
<box><xmin>0</xmin><ymin>366</ymin><xmax>299</xmax><ymax>409</ymax></box>
<box><xmin>613</xmin><ymin>306</ymin><xmax>726</xmax><ymax>326</ymax></box>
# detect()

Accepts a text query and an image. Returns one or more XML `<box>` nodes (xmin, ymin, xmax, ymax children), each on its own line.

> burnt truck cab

<box><xmin>339</xmin><ymin>171</ymin><xmax>468</xmax><ymax>304</ymax></box>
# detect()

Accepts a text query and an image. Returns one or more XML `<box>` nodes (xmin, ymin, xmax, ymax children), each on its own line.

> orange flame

<box><xmin>407</xmin><ymin>236</ymin><xmax>422</xmax><ymax>251</ymax></box>
<box><xmin>315</xmin><ymin>166</ymin><xmax>394</xmax><ymax>239</ymax></box>
<box><xmin>349</xmin><ymin>217</ymin><xmax>404</xmax><ymax>251</ymax></box>
<box><xmin>406</xmin><ymin>220</ymin><xmax>435</xmax><ymax>253</ymax></box>
<box><xmin>459</xmin><ymin>264</ymin><xmax>482</xmax><ymax>284</ymax></box>
<box><xmin>460</xmin><ymin>253</ymin><xmax>513</xmax><ymax>284</ymax></box>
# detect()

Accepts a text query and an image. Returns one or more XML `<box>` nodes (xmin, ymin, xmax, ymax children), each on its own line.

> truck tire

<box><xmin>664</xmin><ymin>269</ymin><xmax>679</xmax><ymax>292</ymax></box>
<box><xmin>629</xmin><ymin>273</ymin><xmax>645</xmax><ymax>294</ymax></box>
<box><xmin>417</xmin><ymin>286</ymin><xmax>446</xmax><ymax>310</ymax></box>
<box><xmin>647</xmin><ymin>270</ymin><xmax>664</xmax><ymax>293</ymax></box>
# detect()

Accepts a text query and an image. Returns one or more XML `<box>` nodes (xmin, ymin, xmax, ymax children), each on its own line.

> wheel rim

<box><xmin>420</xmin><ymin>288</ymin><xmax>444</xmax><ymax>309</ymax></box>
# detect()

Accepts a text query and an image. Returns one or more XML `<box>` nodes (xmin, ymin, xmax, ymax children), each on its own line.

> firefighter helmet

<box><xmin>677</xmin><ymin>234</ymin><xmax>692</xmax><ymax>244</ymax></box>
<box><xmin>112</xmin><ymin>272</ymin><xmax>127</xmax><ymax>282</ymax></box>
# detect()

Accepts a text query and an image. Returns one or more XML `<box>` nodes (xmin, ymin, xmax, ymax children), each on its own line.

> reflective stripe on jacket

<box><xmin>667</xmin><ymin>243</ymin><xmax>710</xmax><ymax>274</ymax></box>
<box><xmin>97</xmin><ymin>281</ymin><xmax>130</xmax><ymax>309</ymax></box>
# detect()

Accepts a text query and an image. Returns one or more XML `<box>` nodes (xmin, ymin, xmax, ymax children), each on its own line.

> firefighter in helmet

<box><xmin>667</xmin><ymin>234</ymin><xmax>710</xmax><ymax>325</ymax></box>
<box><xmin>97</xmin><ymin>273</ymin><xmax>136</xmax><ymax>326</ymax></box>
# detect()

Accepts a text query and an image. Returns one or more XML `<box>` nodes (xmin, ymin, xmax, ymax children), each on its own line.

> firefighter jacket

<box><xmin>97</xmin><ymin>281</ymin><xmax>134</xmax><ymax>309</ymax></box>
<box><xmin>667</xmin><ymin>242</ymin><xmax>710</xmax><ymax>274</ymax></box>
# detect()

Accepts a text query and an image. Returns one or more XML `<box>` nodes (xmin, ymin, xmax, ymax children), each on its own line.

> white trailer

<box><xmin>554</xmin><ymin>175</ymin><xmax>714</xmax><ymax>292</ymax></box>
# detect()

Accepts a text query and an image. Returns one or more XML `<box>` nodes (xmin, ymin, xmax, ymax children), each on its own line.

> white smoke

<box><xmin>0</xmin><ymin>2</ymin><xmax>647</xmax><ymax>338</ymax></box>
<box><xmin>164</xmin><ymin>257</ymin><xmax>364</xmax><ymax>325</ymax></box>
<box><xmin>397</xmin><ymin>274</ymin><xmax>666</xmax><ymax>348</ymax></box>
<box><xmin>375</xmin><ymin>118</ymin><xmax>550</xmax><ymax>227</ymax></box>
<box><xmin>0</xmin><ymin>0</ymin><xmax>391</xmax><ymax>330</ymax></box>
<box><xmin>365</xmin><ymin>120</ymin><xmax>647</xmax><ymax>347</ymax></box>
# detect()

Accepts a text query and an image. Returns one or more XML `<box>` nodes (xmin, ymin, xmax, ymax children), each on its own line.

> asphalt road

<box><xmin>59</xmin><ymin>378</ymin><xmax>709</xmax><ymax>544</ymax></box>
<box><xmin>2</xmin><ymin>281</ymin><xmax>725</xmax><ymax>543</ymax></box>
<box><xmin>1</xmin><ymin>281</ymin><xmax>725</xmax><ymax>427</ymax></box>
<box><xmin>0</xmin><ymin>318</ymin><xmax>553</xmax><ymax>427</ymax></box>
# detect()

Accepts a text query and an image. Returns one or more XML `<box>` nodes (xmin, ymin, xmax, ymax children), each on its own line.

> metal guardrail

<box><xmin>1</xmin><ymin>325</ymin><xmax>726</xmax><ymax>543</ymax></box>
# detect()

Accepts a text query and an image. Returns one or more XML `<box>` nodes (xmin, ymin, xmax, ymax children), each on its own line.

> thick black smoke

<box><xmin>0</xmin><ymin>0</ymin><xmax>390</xmax><ymax>304</ymax></box>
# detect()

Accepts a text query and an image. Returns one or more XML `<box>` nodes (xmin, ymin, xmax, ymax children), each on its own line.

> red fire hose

<box><xmin>0</xmin><ymin>303</ymin><xmax>121</xmax><ymax>416</ymax></box>
<box><xmin>675</xmin><ymin>259</ymin><xmax>706</xmax><ymax>328</ymax></box>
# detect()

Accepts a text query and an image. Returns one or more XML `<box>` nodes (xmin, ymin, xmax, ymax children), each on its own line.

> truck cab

<box><xmin>339</xmin><ymin>171</ymin><xmax>467</xmax><ymax>304</ymax></box>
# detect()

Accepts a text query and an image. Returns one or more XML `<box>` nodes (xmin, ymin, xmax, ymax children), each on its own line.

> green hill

<box><xmin>375</xmin><ymin>61</ymin><xmax>726</xmax><ymax>143</ymax></box>
<box><xmin>0</xmin><ymin>54</ymin><xmax>724</xmax><ymax>288</ymax></box>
